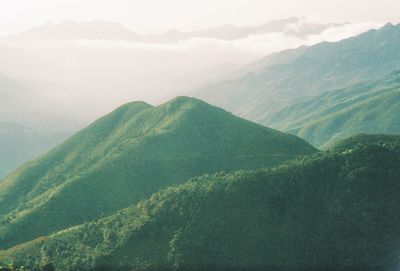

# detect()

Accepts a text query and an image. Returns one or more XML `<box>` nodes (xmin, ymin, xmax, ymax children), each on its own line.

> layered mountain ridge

<box><xmin>0</xmin><ymin>96</ymin><xmax>315</xmax><ymax>249</ymax></box>
<box><xmin>191</xmin><ymin>23</ymin><xmax>400</xmax><ymax>147</ymax></box>
<box><xmin>3</xmin><ymin>134</ymin><xmax>400</xmax><ymax>271</ymax></box>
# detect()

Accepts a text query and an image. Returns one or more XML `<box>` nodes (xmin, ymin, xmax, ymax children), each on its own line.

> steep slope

<box><xmin>269</xmin><ymin>71</ymin><xmax>400</xmax><ymax>147</ymax></box>
<box><xmin>4</xmin><ymin>135</ymin><xmax>400</xmax><ymax>271</ymax></box>
<box><xmin>0</xmin><ymin>96</ymin><xmax>315</xmax><ymax>249</ymax></box>
<box><xmin>191</xmin><ymin>23</ymin><xmax>400</xmax><ymax>126</ymax></box>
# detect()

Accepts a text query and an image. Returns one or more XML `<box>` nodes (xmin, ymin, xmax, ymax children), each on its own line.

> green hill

<box><xmin>328</xmin><ymin>133</ymin><xmax>400</xmax><ymax>150</ymax></box>
<box><xmin>191</xmin><ymin>23</ymin><xmax>400</xmax><ymax>142</ymax></box>
<box><xmin>269</xmin><ymin>71</ymin><xmax>400</xmax><ymax>147</ymax></box>
<box><xmin>0</xmin><ymin>96</ymin><xmax>315</xmax><ymax>249</ymax></box>
<box><xmin>4</xmin><ymin>135</ymin><xmax>400</xmax><ymax>271</ymax></box>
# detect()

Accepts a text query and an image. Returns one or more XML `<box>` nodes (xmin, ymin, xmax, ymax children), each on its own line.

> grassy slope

<box><xmin>0</xmin><ymin>96</ymin><xmax>315</xmax><ymax>249</ymax></box>
<box><xmin>4</xmin><ymin>135</ymin><xmax>400</xmax><ymax>271</ymax></box>
<box><xmin>271</xmin><ymin>71</ymin><xmax>400</xmax><ymax>147</ymax></box>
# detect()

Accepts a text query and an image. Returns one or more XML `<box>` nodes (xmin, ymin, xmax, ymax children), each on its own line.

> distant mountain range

<box><xmin>0</xmin><ymin>74</ymin><xmax>72</xmax><ymax>178</ymax></box>
<box><xmin>0</xmin><ymin>122</ymin><xmax>70</xmax><ymax>179</ymax></box>
<box><xmin>0</xmin><ymin>97</ymin><xmax>315</xmax><ymax>250</ymax></box>
<box><xmin>4</xmin><ymin>17</ymin><xmax>344</xmax><ymax>42</ymax></box>
<box><xmin>191</xmin><ymin>23</ymin><xmax>400</xmax><ymax>147</ymax></box>
<box><xmin>3</xmin><ymin>134</ymin><xmax>400</xmax><ymax>271</ymax></box>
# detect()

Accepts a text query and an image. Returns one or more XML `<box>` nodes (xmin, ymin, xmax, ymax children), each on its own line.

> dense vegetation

<box><xmin>2</xmin><ymin>135</ymin><xmax>400</xmax><ymax>271</ymax></box>
<box><xmin>0</xmin><ymin>96</ymin><xmax>315</xmax><ymax>250</ymax></box>
<box><xmin>191</xmin><ymin>23</ymin><xmax>400</xmax><ymax>146</ymax></box>
<box><xmin>329</xmin><ymin>133</ymin><xmax>400</xmax><ymax>150</ymax></box>
<box><xmin>271</xmin><ymin>71</ymin><xmax>400</xmax><ymax>147</ymax></box>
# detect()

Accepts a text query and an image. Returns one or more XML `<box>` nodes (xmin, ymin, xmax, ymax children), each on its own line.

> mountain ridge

<box><xmin>190</xmin><ymin>23</ymin><xmax>400</xmax><ymax>146</ymax></box>
<box><xmin>3</xmin><ymin>17</ymin><xmax>345</xmax><ymax>43</ymax></box>
<box><xmin>0</xmin><ymin>96</ymin><xmax>316</xmax><ymax>249</ymax></box>
<box><xmin>3</xmin><ymin>134</ymin><xmax>400</xmax><ymax>271</ymax></box>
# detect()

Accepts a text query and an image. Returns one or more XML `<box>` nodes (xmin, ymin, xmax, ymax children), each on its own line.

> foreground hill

<box><xmin>0</xmin><ymin>96</ymin><xmax>315</xmax><ymax>249</ymax></box>
<box><xmin>4</xmin><ymin>135</ymin><xmax>400</xmax><ymax>271</ymax></box>
<box><xmin>270</xmin><ymin>71</ymin><xmax>400</xmax><ymax>147</ymax></box>
<box><xmin>191</xmin><ymin>23</ymin><xmax>400</xmax><ymax>133</ymax></box>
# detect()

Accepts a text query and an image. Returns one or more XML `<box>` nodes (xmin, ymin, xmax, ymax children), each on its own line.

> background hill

<box><xmin>4</xmin><ymin>135</ymin><xmax>400</xmax><ymax>271</ymax></box>
<box><xmin>0</xmin><ymin>122</ymin><xmax>70</xmax><ymax>179</ymax></box>
<box><xmin>0</xmin><ymin>96</ymin><xmax>315</xmax><ymax>249</ymax></box>
<box><xmin>268</xmin><ymin>71</ymin><xmax>400</xmax><ymax>147</ymax></box>
<box><xmin>0</xmin><ymin>74</ymin><xmax>72</xmax><ymax>178</ymax></box>
<box><xmin>4</xmin><ymin>18</ymin><xmax>341</xmax><ymax>43</ymax></box>
<box><xmin>191</xmin><ymin>23</ymin><xmax>400</xmax><ymax>145</ymax></box>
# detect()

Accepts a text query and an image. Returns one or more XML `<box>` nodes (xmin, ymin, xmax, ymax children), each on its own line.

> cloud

<box><xmin>72</xmin><ymin>21</ymin><xmax>384</xmax><ymax>61</ymax></box>
<box><xmin>305</xmin><ymin>21</ymin><xmax>383</xmax><ymax>43</ymax></box>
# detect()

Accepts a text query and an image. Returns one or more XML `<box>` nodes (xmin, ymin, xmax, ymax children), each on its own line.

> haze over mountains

<box><xmin>0</xmin><ymin>17</ymin><xmax>380</xmax><ymax>121</ymax></box>
<box><xmin>191</xmin><ymin>23</ymin><xmax>400</xmax><ymax>147</ymax></box>
<box><xmin>4</xmin><ymin>17</ymin><xmax>343</xmax><ymax>43</ymax></box>
<box><xmin>0</xmin><ymin>73</ymin><xmax>72</xmax><ymax>178</ymax></box>
<box><xmin>1</xmin><ymin>13</ymin><xmax>400</xmax><ymax>271</ymax></box>
<box><xmin>0</xmin><ymin>17</ymin><xmax>383</xmax><ymax>177</ymax></box>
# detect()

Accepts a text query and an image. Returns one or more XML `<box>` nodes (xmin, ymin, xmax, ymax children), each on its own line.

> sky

<box><xmin>1</xmin><ymin>0</ymin><xmax>400</xmax><ymax>36</ymax></box>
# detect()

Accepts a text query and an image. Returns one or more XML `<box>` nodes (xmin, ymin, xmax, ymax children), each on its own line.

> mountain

<box><xmin>143</xmin><ymin>17</ymin><xmax>343</xmax><ymax>42</ymax></box>
<box><xmin>0</xmin><ymin>122</ymin><xmax>70</xmax><ymax>179</ymax></box>
<box><xmin>4</xmin><ymin>18</ymin><xmax>342</xmax><ymax>43</ymax></box>
<box><xmin>191</xmin><ymin>23</ymin><xmax>400</xmax><ymax>134</ymax></box>
<box><xmin>0</xmin><ymin>96</ymin><xmax>316</xmax><ymax>249</ymax></box>
<box><xmin>0</xmin><ymin>73</ymin><xmax>72</xmax><ymax>178</ymax></box>
<box><xmin>3</xmin><ymin>135</ymin><xmax>400</xmax><ymax>271</ymax></box>
<box><xmin>269</xmin><ymin>70</ymin><xmax>400</xmax><ymax>147</ymax></box>
<box><xmin>0</xmin><ymin>73</ymin><xmax>28</xmax><ymax>106</ymax></box>
<box><xmin>5</xmin><ymin>19</ymin><xmax>142</xmax><ymax>42</ymax></box>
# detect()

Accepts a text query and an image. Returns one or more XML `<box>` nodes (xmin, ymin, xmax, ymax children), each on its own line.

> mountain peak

<box><xmin>120</xmin><ymin>100</ymin><xmax>153</xmax><ymax>109</ymax></box>
<box><xmin>379</xmin><ymin>22</ymin><xmax>400</xmax><ymax>33</ymax></box>
<box><xmin>158</xmin><ymin>96</ymin><xmax>220</xmax><ymax>116</ymax></box>
<box><xmin>0</xmin><ymin>97</ymin><xmax>316</xmax><ymax>249</ymax></box>
<box><xmin>165</xmin><ymin>95</ymin><xmax>204</xmax><ymax>105</ymax></box>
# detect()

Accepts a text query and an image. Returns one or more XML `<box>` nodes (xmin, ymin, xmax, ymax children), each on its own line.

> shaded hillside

<box><xmin>270</xmin><ymin>71</ymin><xmax>400</xmax><ymax>147</ymax></box>
<box><xmin>191</xmin><ymin>23</ymin><xmax>400</xmax><ymax>127</ymax></box>
<box><xmin>329</xmin><ymin>133</ymin><xmax>400</xmax><ymax>150</ymax></box>
<box><xmin>4</xmin><ymin>135</ymin><xmax>400</xmax><ymax>271</ymax></box>
<box><xmin>0</xmin><ymin>96</ymin><xmax>315</xmax><ymax>249</ymax></box>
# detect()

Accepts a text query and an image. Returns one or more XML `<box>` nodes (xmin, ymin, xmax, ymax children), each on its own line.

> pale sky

<box><xmin>1</xmin><ymin>0</ymin><xmax>400</xmax><ymax>36</ymax></box>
